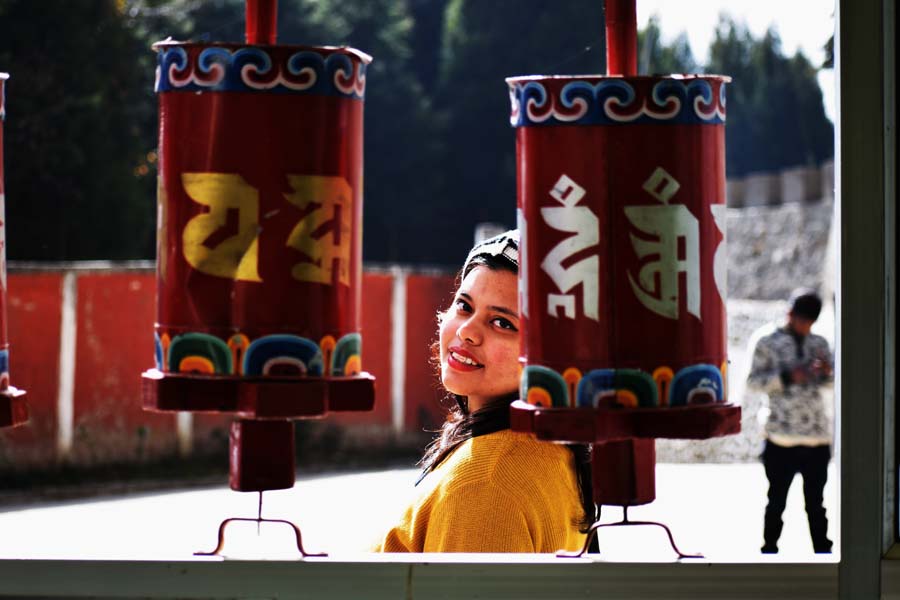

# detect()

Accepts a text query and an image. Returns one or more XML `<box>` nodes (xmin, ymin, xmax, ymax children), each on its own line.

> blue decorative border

<box><xmin>155</xmin><ymin>46</ymin><xmax>368</xmax><ymax>100</ymax></box>
<box><xmin>508</xmin><ymin>77</ymin><xmax>727</xmax><ymax>127</ymax></box>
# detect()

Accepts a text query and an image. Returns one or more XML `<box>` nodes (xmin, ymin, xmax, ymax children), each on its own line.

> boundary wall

<box><xmin>0</xmin><ymin>263</ymin><xmax>455</xmax><ymax>470</ymax></box>
<box><xmin>726</xmin><ymin>159</ymin><xmax>834</xmax><ymax>207</ymax></box>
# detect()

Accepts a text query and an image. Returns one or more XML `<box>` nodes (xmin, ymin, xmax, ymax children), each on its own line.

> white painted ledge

<box><xmin>0</xmin><ymin>557</ymin><xmax>838</xmax><ymax>599</ymax></box>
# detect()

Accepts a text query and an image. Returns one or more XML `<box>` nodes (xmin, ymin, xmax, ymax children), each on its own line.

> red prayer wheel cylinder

<box><xmin>1</xmin><ymin>72</ymin><xmax>28</xmax><ymax>428</ymax></box>
<box><xmin>150</xmin><ymin>42</ymin><xmax>371</xmax><ymax>390</ymax></box>
<box><xmin>508</xmin><ymin>74</ymin><xmax>729</xmax><ymax>412</ymax></box>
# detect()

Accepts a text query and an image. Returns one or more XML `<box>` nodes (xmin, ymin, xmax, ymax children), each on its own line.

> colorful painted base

<box><xmin>0</xmin><ymin>387</ymin><xmax>28</xmax><ymax>428</ymax></box>
<box><xmin>141</xmin><ymin>368</ymin><xmax>374</xmax><ymax>418</ymax></box>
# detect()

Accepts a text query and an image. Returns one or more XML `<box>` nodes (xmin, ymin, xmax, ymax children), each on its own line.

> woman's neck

<box><xmin>467</xmin><ymin>392</ymin><xmax>516</xmax><ymax>413</ymax></box>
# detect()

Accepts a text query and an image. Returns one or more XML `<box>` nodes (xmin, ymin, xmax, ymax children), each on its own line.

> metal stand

<box><xmin>143</xmin><ymin>372</ymin><xmax>375</xmax><ymax>556</ymax></box>
<box><xmin>194</xmin><ymin>492</ymin><xmax>327</xmax><ymax>558</ymax></box>
<box><xmin>510</xmin><ymin>401</ymin><xmax>739</xmax><ymax>558</ymax></box>
<box><xmin>558</xmin><ymin>506</ymin><xmax>703</xmax><ymax>560</ymax></box>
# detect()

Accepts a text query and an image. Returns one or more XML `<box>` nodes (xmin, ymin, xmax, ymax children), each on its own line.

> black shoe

<box><xmin>814</xmin><ymin>540</ymin><xmax>833</xmax><ymax>554</ymax></box>
<box><xmin>761</xmin><ymin>544</ymin><xmax>778</xmax><ymax>554</ymax></box>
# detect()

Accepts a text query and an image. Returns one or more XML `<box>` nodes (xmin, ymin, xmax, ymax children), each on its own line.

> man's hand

<box><xmin>809</xmin><ymin>359</ymin><xmax>833</xmax><ymax>380</ymax></box>
<box><xmin>791</xmin><ymin>366</ymin><xmax>810</xmax><ymax>385</ymax></box>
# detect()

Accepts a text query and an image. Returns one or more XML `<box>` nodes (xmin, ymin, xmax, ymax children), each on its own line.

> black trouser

<box><xmin>762</xmin><ymin>440</ymin><xmax>832</xmax><ymax>552</ymax></box>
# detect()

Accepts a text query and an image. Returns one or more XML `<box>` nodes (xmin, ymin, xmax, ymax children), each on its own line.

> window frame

<box><xmin>0</xmin><ymin>0</ymin><xmax>895</xmax><ymax>597</ymax></box>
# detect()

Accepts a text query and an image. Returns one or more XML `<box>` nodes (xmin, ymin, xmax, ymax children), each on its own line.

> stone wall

<box><xmin>727</xmin><ymin>160</ymin><xmax>834</xmax><ymax>207</ymax></box>
<box><xmin>726</xmin><ymin>198</ymin><xmax>835</xmax><ymax>301</ymax></box>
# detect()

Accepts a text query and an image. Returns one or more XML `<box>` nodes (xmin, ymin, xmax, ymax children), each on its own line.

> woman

<box><xmin>377</xmin><ymin>230</ymin><xmax>594</xmax><ymax>553</ymax></box>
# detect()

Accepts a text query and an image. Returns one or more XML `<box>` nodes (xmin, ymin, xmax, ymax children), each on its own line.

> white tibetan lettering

<box><xmin>642</xmin><ymin>167</ymin><xmax>681</xmax><ymax>202</ymax></box>
<box><xmin>626</xmin><ymin>169</ymin><xmax>701</xmax><ymax>320</ymax></box>
<box><xmin>548</xmin><ymin>293</ymin><xmax>576</xmax><ymax>318</ymax></box>
<box><xmin>517</xmin><ymin>208</ymin><xmax>529</xmax><ymax>318</ymax></box>
<box><xmin>540</xmin><ymin>174</ymin><xmax>599</xmax><ymax>321</ymax></box>
<box><xmin>710</xmin><ymin>203</ymin><xmax>727</xmax><ymax>302</ymax></box>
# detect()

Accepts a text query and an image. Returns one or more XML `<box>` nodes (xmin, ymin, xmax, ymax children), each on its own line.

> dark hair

<box><xmin>789</xmin><ymin>288</ymin><xmax>823</xmax><ymax>321</ymax></box>
<box><xmin>419</xmin><ymin>252</ymin><xmax>596</xmax><ymax>532</ymax></box>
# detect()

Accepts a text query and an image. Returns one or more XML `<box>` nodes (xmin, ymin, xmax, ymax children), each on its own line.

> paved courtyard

<box><xmin>0</xmin><ymin>461</ymin><xmax>837</xmax><ymax>562</ymax></box>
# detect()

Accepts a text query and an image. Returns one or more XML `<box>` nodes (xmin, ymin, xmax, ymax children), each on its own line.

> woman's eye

<box><xmin>455</xmin><ymin>299</ymin><xmax>472</xmax><ymax>313</ymax></box>
<box><xmin>492</xmin><ymin>317</ymin><xmax>518</xmax><ymax>332</ymax></box>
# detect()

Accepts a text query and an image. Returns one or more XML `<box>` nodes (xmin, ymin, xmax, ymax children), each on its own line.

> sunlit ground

<box><xmin>0</xmin><ymin>462</ymin><xmax>837</xmax><ymax>562</ymax></box>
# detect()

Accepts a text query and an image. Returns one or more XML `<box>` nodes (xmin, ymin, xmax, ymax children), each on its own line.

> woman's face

<box><xmin>439</xmin><ymin>266</ymin><xmax>520</xmax><ymax>413</ymax></box>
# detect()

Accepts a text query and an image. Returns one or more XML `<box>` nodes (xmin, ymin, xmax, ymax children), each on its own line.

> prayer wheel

<box><xmin>149</xmin><ymin>41</ymin><xmax>371</xmax><ymax>393</ymax></box>
<box><xmin>507</xmin><ymin>0</ymin><xmax>739</xmax><ymax>522</ymax></box>
<box><xmin>510</xmin><ymin>73</ymin><xmax>729</xmax><ymax>411</ymax></box>
<box><xmin>142</xmin><ymin>2</ymin><xmax>375</xmax><ymax>494</ymax></box>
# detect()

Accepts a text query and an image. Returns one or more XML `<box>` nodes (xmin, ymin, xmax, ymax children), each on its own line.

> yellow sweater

<box><xmin>377</xmin><ymin>429</ymin><xmax>586</xmax><ymax>553</ymax></box>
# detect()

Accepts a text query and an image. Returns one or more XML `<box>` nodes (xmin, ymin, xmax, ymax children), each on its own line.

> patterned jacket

<box><xmin>746</xmin><ymin>324</ymin><xmax>834</xmax><ymax>446</ymax></box>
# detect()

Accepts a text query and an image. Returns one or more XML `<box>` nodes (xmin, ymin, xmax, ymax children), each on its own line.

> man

<box><xmin>747</xmin><ymin>289</ymin><xmax>834</xmax><ymax>554</ymax></box>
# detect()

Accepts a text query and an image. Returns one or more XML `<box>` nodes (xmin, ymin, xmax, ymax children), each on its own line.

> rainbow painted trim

<box><xmin>521</xmin><ymin>362</ymin><xmax>725</xmax><ymax>409</ymax></box>
<box><xmin>154</xmin><ymin>44</ymin><xmax>370</xmax><ymax>99</ymax></box>
<box><xmin>507</xmin><ymin>75</ymin><xmax>727</xmax><ymax>127</ymax></box>
<box><xmin>155</xmin><ymin>330</ymin><xmax>362</xmax><ymax>378</ymax></box>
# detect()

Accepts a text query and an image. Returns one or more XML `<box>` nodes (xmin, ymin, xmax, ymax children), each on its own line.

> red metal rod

<box><xmin>246</xmin><ymin>0</ymin><xmax>278</xmax><ymax>45</ymax></box>
<box><xmin>606</xmin><ymin>0</ymin><xmax>637</xmax><ymax>76</ymax></box>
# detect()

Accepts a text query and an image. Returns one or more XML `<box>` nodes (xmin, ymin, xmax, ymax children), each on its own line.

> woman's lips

<box><xmin>447</xmin><ymin>347</ymin><xmax>483</xmax><ymax>372</ymax></box>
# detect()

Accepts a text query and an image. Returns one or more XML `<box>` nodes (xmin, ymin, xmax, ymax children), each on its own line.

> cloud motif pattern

<box><xmin>155</xmin><ymin>44</ymin><xmax>369</xmax><ymax>99</ymax></box>
<box><xmin>508</xmin><ymin>75</ymin><xmax>727</xmax><ymax>127</ymax></box>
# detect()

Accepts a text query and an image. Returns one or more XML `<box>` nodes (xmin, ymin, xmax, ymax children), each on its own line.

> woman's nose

<box><xmin>456</xmin><ymin>317</ymin><xmax>482</xmax><ymax>345</ymax></box>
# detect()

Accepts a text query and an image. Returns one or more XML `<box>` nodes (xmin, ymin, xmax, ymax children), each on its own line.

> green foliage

<box><xmin>707</xmin><ymin>17</ymin><xmax>833</xmax><ymax>176</ymax></box>
<box><xmin>279</xmin><ymin>0</ymin><xmax>433</xmax><ymax>262</ymax></box>
<box><xmin>408</xmin><ymin>0</ymin><xmax>451</xmax><ymax>93</ymax></box>
<box><xmin>131</xmin><ymin>0</ymin><xmax>433</xmax><ymax>262</ymax></box>
<box><xmin>433</xmin><ymin>0</ymin><xmax>605</xmax><ymax>264</ymax></box>
<box><xmin>638</xmin><ymin>15</ymin><xmax>697</xmax><ymax>74</ymax></box>
<box><xmin>1</xmin><ymin>0</ymin><xmax>157</xmax><ymax>260</ymax></box>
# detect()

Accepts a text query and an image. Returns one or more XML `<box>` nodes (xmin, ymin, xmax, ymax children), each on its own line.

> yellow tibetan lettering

<box><xmin>181</xmin><ymin>173</ymin><xmax>262</xmax><ymax>282</ymax></box>
<box><xmin>157</xmin><ymin>179</ymin><xmax>168</xmax><ymax>281</ymax></box>
<box><xmin>284</xmin><ymin>175</ymin><xmax>353</xmax><ymax>285</ymax></box>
